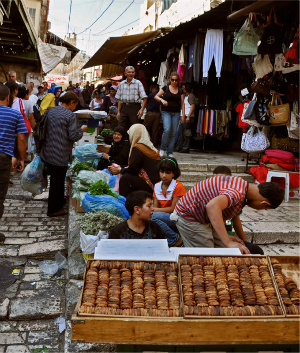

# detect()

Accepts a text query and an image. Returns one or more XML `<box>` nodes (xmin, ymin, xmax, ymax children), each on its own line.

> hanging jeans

<box><xmin>203</xmin><ymin>29</ymin><xmax>223</xmax><ymax>80</ymax></box>
<box><xmin>160</xmin><ymin>111</ymin><xmax>180</xmax><ymax>155</ymax></box>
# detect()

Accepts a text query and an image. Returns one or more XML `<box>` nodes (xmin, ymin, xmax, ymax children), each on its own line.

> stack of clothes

<box><xmin>250</xmin><ymin>149</ymin><xmax>300</xmax><ymax>191</ymax></box>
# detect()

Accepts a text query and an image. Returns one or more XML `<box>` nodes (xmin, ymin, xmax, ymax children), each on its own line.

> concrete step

<box><xmin>178</xmin><ymin>162</ymin><xmax>249</xmax><ymax>173</ymax></box>
<box><xmin>179</xmin><ymin>172</ymin><xmax>254</xmax><ymax>187</ymax></box>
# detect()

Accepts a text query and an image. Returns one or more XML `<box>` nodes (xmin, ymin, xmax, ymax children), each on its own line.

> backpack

<box><xmin>34</xmin><ymin>109</ymin><xmax>49</xmax><ymax>152</ymax></box>
<box><xmin>33</xmin><ymin>97</ymin><xmax>43</xmax><ymax>122</ymax></box>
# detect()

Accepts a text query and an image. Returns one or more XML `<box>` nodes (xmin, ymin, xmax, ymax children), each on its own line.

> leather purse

<box><xmin>269</xmin><ymin>94</ymin><xmax>290</xmax><ymax>126</ymax></box>
<box><xmin>250</xmin><ymin>78</ymin><xmax>270</xmax><ymax>96</ymax></box>
<box><xmin>233</xmin><ymin>17</ymin><xmax>260</xmax><ymax>56</ymax></box>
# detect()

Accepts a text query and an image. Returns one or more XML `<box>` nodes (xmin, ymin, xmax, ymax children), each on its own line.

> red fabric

<box><xmin>262</xmin><ymin>155</ymin><xmax>295</xmax><ymax>171</ymax></box>
<box><xmin>236</xmin><ymin>102</ymin><xmax>250</xmax><ymax>129</ymax></box>
<box><xmin>250</xmin><ymin>165</ymin><xmax>300</xmax><ymax>189</ymax></box>
<box><xmin>265</xmin><ymin>149</ymin><xmax>295</xmax><ymax>164</ymax></box>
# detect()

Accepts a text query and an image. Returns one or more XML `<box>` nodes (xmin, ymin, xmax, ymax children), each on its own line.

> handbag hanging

<box><xmin>258</xmin><ymin>7</ymin><xmax>284</xmax><ymax>55</ymax></box>
<box><xmin>232</xmin><ymin>17</ymin><xmax>260</xmax><ymax>56</ymax></box>
<box><xmin>241</xmin><ymin>126</ymin><xmax>270</xmax><ymax>153</ymax></box>
<box><xmin>269</xmin><ymin>94</ymin><xmax>290</xmax><ymax>126</ymax></box>
<box><xmin>255</xmin><ymin>95</ymin><xmax>271</xmax><ymax>126</ymax></box>
<box><xmin>287</xmin><ymin>101</ymin><xmax>300</xmax><ymax>139</ymax></box>
<box><xmin>242</xmin><ymin>94</ymin><xmax>262</xmax><ymax>128</ymax></box>
<box><xmin>250</xmin><ymin>78</ymin><xmax>270</xmax><ymax>96</ymax></box>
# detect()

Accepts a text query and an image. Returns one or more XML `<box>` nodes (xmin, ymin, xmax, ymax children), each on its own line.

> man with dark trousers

<box><xmin>116</xmin><ymin>66</ymin><xmax>147</xmax><ymax>131</ymax></box>
<box><xmin>0</xmin><ymin>84</ymin><xmax>27</xmax><ymax>218</ymax></box>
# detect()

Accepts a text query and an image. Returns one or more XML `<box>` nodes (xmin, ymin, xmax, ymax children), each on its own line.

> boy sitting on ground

<box><xmin>109</xmin><ymin>190</ymin><xmax>167</xmax><ymax>240</ymax></box>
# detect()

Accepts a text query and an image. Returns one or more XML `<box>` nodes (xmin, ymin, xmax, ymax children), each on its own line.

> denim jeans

<box><xmin>151</xmin><ymin>211</ymin><xmax>179</xmax><ymax>246</ymax></box>
<box><xmin>0</xmin><ymin>153</ymin><xmax>12</xmax><ymax>218</ymax></box>
<box><xmin>160</xmin><ymin>111</ymin><xmax>180</xmax><ymax>155</ymax></box>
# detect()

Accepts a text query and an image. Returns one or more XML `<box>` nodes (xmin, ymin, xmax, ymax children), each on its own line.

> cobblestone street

<box><xmin>0</xmin><ymin>160</ymin><xmax>299</xmax><ymax>352</ymax></box>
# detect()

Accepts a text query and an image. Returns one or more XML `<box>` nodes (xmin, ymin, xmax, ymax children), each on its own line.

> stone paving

<box><xmin>0</xmin><ymin>154</ymin><xmax>299</xmax><ymax>352</ymax></box>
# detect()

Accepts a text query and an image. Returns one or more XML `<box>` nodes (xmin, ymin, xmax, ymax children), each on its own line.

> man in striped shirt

<box><xmin>171</xmin><ymin>175</ymin><xmax>284</xmax><ymax>254</ymax></box>
<box><xmin>0</xmin><ymin>84</ymin><xmax>27</xmax><ymax>218</ymax></box>
<box><xmin>116</xmin><ymin>66</ymin><xmax>147</xmax><ymax>131</ymax></box>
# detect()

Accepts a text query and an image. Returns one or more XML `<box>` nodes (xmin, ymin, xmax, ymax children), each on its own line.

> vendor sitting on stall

<box><xmin>97</xmin><ymin>126</ymin><xmax>130</xmax><ymax>170</ymax></box>
<box><xmin>109</xmin><ymin>190</ymin><xmax>168</xmax><ymax>240</ymax></box>
<box><xmin>170</xmin><ymin>177</ymin><xmax>284</xmax><ymax>254</ymax></box>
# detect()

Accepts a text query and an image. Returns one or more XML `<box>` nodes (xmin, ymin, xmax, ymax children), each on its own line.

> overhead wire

<box><xmin>77</xmin><ymin>0</ymin><xmax>115</xmax><ymax>35</ymax></box>
<box><xmin>92</xmin><ymin>0</ymin><xmax>135</xmax><ymax>36</ymax></box>
<box><xmin>67</xmin><ymin>0</ymin><xmax>73</xmax><ymax>34</ymax></box>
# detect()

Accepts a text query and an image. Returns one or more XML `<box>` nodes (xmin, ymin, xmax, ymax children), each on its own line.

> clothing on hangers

<box><xmin>203</xmin><ymin>29</ymin><xmax>224</xmax><ymax>82</ymax></box>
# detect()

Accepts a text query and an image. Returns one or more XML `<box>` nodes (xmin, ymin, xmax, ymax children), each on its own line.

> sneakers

<box><xmin>159</xmin><ymin>150</ymin><xmax>166</xmax><ymax>158</ymax></box>
<box><xmin>167</xmin><ymin>154</ymin><xmax>174</xmax><ymax>157</ymax></box>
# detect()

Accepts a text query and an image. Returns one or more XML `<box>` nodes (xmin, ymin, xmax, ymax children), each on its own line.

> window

<box><xmin>27</xmin><ymin>7</ymin><xmax>36</xmax><ymax>26</ymax></box>
<box><xmin>162</xmin><ymin>0</ymin><xmax>177</xmax><ymax>11</ymax></box>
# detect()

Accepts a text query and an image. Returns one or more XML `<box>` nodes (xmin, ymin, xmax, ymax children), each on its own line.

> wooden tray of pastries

<box><xmin>78</xmin><ymin>260</ymin><xmax>181</xmax><ymax>318</ymax></box>
<box><xmin>268</xmin><ymin>256</ymin><xmax>300</xmax><ymax>317</ymax></box>
<box><xmin>178</xmin><ymin>255</ymin><xmax>285</xmax><ymax>319</ymax></box>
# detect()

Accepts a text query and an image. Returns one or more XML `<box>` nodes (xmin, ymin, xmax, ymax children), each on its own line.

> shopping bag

<box><xmin>232</xmin><ymin>18</ymin><xmax>259</xmax><ymax>56</ymax></box>
<box><xmin>27</xmin><ymin>154</ymin><xmax>44</xmax><ymax>182</ymax></box>
<box><xmin>269</xmin><ymin>94</ymin><xmax>290</xmax><ymax>126</ymax></box>
<box><xmin>288</xmin><ymin>101</ymin><xmax>300</xmax><ymax>139</ymax></box>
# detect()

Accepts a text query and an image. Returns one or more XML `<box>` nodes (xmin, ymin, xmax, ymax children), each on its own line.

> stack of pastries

<box><xmin>80</xmin><ymin>260</ymin><xmax>180</xmax><ymax>317</ymax></box>
<box><xmin>180</xmin><ymin>256</ymin><xmax>283</xmax><ymax>317</ymax></box>
<box><xmin>271</xmin><ymin>258</ymin><xmax>300</xmax><ymax>315</ymax></box>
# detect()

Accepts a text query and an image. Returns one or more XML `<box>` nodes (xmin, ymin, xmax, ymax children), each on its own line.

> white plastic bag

<box><xmin>21</xmin><ymin>164</ymin><xmax>42</xmax><ymax>195</ymax></box>
<box><xmin>80</xmin><ymin>229</ymin><xmax>108</xmax><ymax>255</ymax></box>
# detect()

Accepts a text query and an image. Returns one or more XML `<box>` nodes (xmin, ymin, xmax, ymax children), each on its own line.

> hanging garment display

<box><xmin>236</xmin><ymin>101</ymin><xmax>250</xmax><ymax>129</ymax></box>
<box><xmin>252</xmin><ymin>54</ymin><xmax>273</xmax><ymax>79</ymax></box>
<box><xmin>232</xmin><ymin>18</ymin><xmax>259</xmax><ymax>56</ymax></box>
<box><xmin>157</xmin><ymin>61</ymin><xmax>167</xmax><ymax>88</ymax></box>
<box><xmin>193</xmin><ymin>33</ymin><xmax>205</xmax><ymax>82</ymax></box>
<box><xmin>258</xmin><ymin>8</ymin><xmax>284</xmax><ymax>55</ymax></box>
<box><xmin>285</xmin><ymin>28</ymin><xmax>299</xmax><ymax>65</ymax></box>
<box><xmin>177</xmin><ymin>44</ymin><xmax>187</xmax><ymax>83</ymax></box>
<box><xmin>188</xmin><ymin>42</ymin><xmax>195</xmax><ymax>69</ymax></box>
<box><xmin>197</xmin><ymin>109</ymin><xmax>229</xmax><ymax>138</ymax></box>
<box><xmin>202</xmin><ymin>29</ymin><xmax>223</xmax><ymax>82</ymax></box>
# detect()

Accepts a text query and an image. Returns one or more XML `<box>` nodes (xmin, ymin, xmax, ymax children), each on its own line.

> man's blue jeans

<box><xmin>160</xmin><ymin>111</ymin><xmax>180</xmax><ymax>155</ymax></box>
<box><xmin>151</xmin><ymin>211</ymin><xmax>179</xmax><ymax>246</ymax></box>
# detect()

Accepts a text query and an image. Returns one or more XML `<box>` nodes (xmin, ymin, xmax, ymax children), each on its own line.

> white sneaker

<box><xmin>167</xmin><ymin>154</ymin><xmax>174</xmax><ymax>157</ymax></box>
<box><xmin>159</xmin><ymin>150</ymin><xmax>165</xmax><ymax>158</ymax></box>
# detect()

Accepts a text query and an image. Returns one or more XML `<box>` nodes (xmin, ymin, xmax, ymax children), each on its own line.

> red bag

<box><xmin>265</xmin><ymin>149</ymin><xmax>295</xmax><ymax>164</ymax></box>
<box><xmin>18</xmin><ymin>99</ymin><xmax>31</xmax><ymax>137</ymax></box>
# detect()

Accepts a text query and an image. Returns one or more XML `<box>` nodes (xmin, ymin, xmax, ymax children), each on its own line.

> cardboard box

<box><xmin>97</xmin><ymin>144</ymin><xmax>110</xmax><ymax>153</ymax></box>
<box><xmin>73</xmin><ymin>198</ymin><xmax>85</xmax><ymax>213</ymax></box>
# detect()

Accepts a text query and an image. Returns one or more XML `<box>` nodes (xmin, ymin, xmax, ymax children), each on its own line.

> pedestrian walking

<box><xmin>176</xmin><ymin>83</ymin><xmax>195</xmax><ymax>153</ymax></box>
<box><xmin>116</xmin><ymin>66</ymin><xmax>147</xmax><ymax>131</ymax></box>
<box><xmin>0</xmin><ymin>84</ymin><xmax>27</xmax><ymax>218</ymax></box>
<box><xmin>144</xmin><ymin>84</ymin><xmax>161</xmax><ymax>147</ymax></box>
<box><xmin>154</xmin><ymin>72</ymin><xmax>185</xmax><ymax>157</ymax></box>
<box><xmin>39</xmin><ymin>92</ymin><xmax>87</xmax><ymax>217</ymax></box>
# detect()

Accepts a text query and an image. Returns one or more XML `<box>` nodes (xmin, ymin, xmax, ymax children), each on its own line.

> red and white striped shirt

<box><xmin>175</xmin><ymin>176</ymin><xmax>248</xmax><ymax>223</ymax></box>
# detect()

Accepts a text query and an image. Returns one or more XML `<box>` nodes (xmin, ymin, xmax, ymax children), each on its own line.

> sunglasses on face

<box><xmin>171</xmin><ymin>79</ymin><xmax>178</xmax><ymax>82</ymax></box>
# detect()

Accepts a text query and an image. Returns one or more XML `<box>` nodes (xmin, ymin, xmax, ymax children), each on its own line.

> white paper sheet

<box><xmin>169</xmin><ymin>247</ymin><xmax>242</xmax><ymax>261</ymax></box>
<box><xmin>94</xmin><ymin>239</ymin><xmax>176</xmax><ymax>261</ymax></box>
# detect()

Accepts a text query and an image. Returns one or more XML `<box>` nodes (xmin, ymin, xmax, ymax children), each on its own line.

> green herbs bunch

<box><xmin>81</xmin><ymin>211</ymin><xmax>123</xmax><ymax>234</ymax></box>
<box><xmin>70</xmin><ymin>162</ymin><xmax>94</xmax><ymax>175</ymax></box>
<box><xmin>89</xmin><ymin>179</ymin><xmax>118</xmax><ymax>198</ymax></box>
<box><xmin>100</xmin><ymin>129</ymin><xmax>114</xmax><ymax>138</ymax></box>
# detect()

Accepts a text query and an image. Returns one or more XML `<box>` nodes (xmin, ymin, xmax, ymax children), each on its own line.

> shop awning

<box><xmin>82</xmin><ymin>29</ymin><xmax>171</xmax><ymax>69</ymax></box>
<box><xmin>101</xmin><ymin>64</ymin><xmax>124</xmax><ymax>79</ymax></box>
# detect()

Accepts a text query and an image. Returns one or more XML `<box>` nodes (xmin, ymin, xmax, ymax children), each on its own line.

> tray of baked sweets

<box><xmin>178</xmin><ymin>255</ymin><xmax>285</xmax><ymax>319</ymax></box>
<box><xmin>78</xmin><ymin>260</ymin><xmax>181</xmax><ymax>318</ymax></box>
<box><xmin>268</xmin><ymin>256</ymin><xmax>300</xmax><ymax>317</ymax></box>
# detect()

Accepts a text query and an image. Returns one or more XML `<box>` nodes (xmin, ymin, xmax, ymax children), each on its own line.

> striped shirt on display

<box><xmin>0</xmin><ymin>105</ymin><xmax>28</xmax><ymax>157</ymax></box>
<box><xmin>115</xmin><ymin>78</ymin><xmax>147</xmax><ymax>103</ymax></box>
<box><xmin>175</xmin><ymin>175</ymin><xmax>248</xmax><ymax>223</ymax></box>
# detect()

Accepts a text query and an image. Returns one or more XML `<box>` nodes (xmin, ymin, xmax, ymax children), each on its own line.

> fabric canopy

<box><xmin>82</xmin><ymin>30</ymin><xmax>166</xmax><ymax>69</ymax></box>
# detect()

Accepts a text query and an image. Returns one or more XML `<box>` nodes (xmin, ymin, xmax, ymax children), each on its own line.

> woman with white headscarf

<box><xmin>108</xmin><ymin>124</ymin><xmax>161</xmax><ymax>197</ymax></box>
